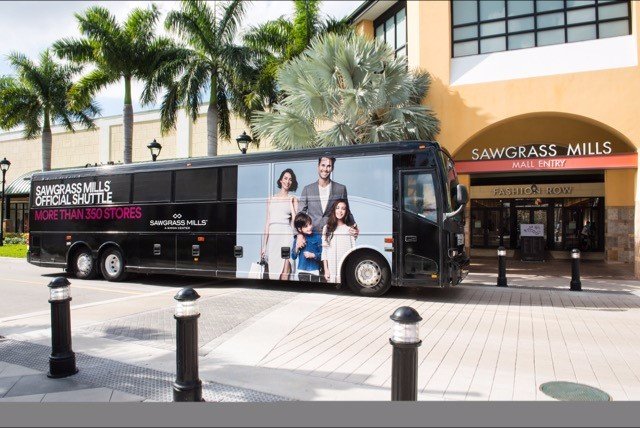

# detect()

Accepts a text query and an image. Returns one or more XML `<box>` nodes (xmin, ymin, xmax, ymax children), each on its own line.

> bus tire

<box><xmin>344</xmin><ymin>251</ymin><xmax>391</xmax><ymax>297</ymax></box>
<box><xmin>71</xmin><ymin>248</ymin><xmax>97</xmax><ymax>280</ymax></box>
<box><xmin>100</xmin><ymin>247</ymin><xmax>128</xmax><ymax>282</ymax></box>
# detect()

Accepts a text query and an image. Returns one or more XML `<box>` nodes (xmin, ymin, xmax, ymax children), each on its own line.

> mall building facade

<box><xmin>0</xmin><ymin>0</ymin><xmax>638</xmax><ymax>276</ymax></box>
<box><xmin>350</xmin><ymin>0</ymin><xmax>640</xmax><ymax>276</ymax></box>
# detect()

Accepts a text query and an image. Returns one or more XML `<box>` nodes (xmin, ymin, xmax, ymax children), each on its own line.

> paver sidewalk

<box><xmin>0</xmin><ymin>338</ymin><xmax>290</xmax><ymax>402</ymax></box>
<box><xmin>2</xmin><ymin>268</ymin><xmax>640</xmax><ymax>402</ymax></box>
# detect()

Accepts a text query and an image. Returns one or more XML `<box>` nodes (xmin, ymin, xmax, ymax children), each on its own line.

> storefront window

<box><xmin>471</xmin><ymin>197</ymin><xmax>603</xmax><ymax>251</ymax></box>
<box><xmin>8</xmin><ymin>202</ymin><xmax>29</xmax><ymax>233</ymax></box>
<box><xmin>452</xmin><ymin>0</ymin><xmax>632</xmax><ymax>57</ymax></box>
<box><xmin>374</xmin><ymin>1</ymin><xmax>407</xmax><ymax>58</ymax></box>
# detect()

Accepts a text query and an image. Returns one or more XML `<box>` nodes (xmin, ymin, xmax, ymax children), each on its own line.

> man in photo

<box><xmin>296</xmin><ymin>157</ymin><xmax>358</xmax><ymax>251</ymax></box>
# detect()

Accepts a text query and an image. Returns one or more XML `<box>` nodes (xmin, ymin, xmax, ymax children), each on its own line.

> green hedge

<box><xmin>3</xmin><ymin>233</ymin><xmax>28</xmax><ymax>245</ymax></box>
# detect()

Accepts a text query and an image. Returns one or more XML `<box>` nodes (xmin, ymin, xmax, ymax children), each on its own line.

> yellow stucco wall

<box><xmin>606</xmin><ymin>169</ymin><xmax>637</xmax><ymax>207</ymax></box>
<box><xmin>191</xmin><ymin>114</ymin><xmax>277</xmax><ymax>157</ymax></box>
<box><xmin>0</xmin><ymin>128</ymin><xmax>99</xmax><ymax>185</ymax></box>
<box><xmin>355</xmin><ymin>20</ymin><xmax>374</xmax><ymax>39</ymax></box>
<box><xmin>0</xmin><ymin>136</ymin><xmax>41</xmax><ymax>186</ymax></box>
<box><xmin>51</xmin><ymin>128</ymin><xmax>100</xmax><ymax>169</ymax></box>
<box><xmin>404</xmin><ymin>1</ymin><xmax>640</xmax><ymax>157</ymax></box>
<box><xmin>109</xmin><ymin>120</ymin><xmax>176</xmax><ymax>163</ymax></box>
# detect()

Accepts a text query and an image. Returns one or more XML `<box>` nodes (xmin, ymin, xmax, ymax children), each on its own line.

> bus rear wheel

<box><xmin>344</xmin><ymin>251</ymin><xmax>391</xmax><ymax>297</ymax></box>
<box><xmin>100</xmin><ymin>248</ymin><xmax>128</xmax><ymax>282</ymax></box>
<box><xmin>72</xmin><ymin>248</ymin><xmax>97</xmax><ymax>280</ymax></box>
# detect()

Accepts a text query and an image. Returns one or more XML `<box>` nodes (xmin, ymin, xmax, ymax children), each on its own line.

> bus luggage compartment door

<box><xmin>398</xmin><ymin>170</ymin><xmax>440</xmax><ymax>285</ymax></box>
<box><xmin>177</xmin><ymin>235</ymin><xmax>217</xmax><ymax>272</ymax></box>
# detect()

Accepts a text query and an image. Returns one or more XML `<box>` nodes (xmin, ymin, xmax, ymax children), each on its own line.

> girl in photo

<box><xmin>322</xmin><ymin>199</ymin><xmax>356</xmax><ymax>283</ymax></box>
<box><xmin>261</xmin><ymin>168</ymin><xmax>299</xmax><ymax>280</ymax></box>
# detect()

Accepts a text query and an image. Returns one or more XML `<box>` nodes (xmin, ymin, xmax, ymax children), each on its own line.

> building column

<box><xmin>98</xmin><ymin>118</ymin><xmax>120</xmax><ymax>164</ymax></box>
<box><xmin>635</xmin><ymin>163</ymin><xmax>640</xmax><ymax>278</ymax></box>
<box><xmin>176</xmin><ymin>108</ymin><xmax>190</xmax><ymax>158</ymax></box>
<box><xmin>458</xmin><ymin>174</ymin><xmax>471</xmax><ymax>257</ymax></box>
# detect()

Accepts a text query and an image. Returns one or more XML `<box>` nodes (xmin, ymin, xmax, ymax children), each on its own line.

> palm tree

<box><xmin>144</xmin><ymin>0</ymin><xmax>253</xmax><ymax>157</ymax></box>
<box><xmin>0</xmin><ymin>51</ymin><xmax>98</xmax><ymax>171</ymax></box>
<box><xmin>252</xmin><ymin>34</ymin><xmax>441</xmax><ymax>149</ymax></box>
<box><xmin>53</xmin><ymin>4</ymin><xmax>178</xmax><ymax>164</ymax></box>
<box><xmin>242</xmin><ymin>0</ymin><xmax>352</xmax><ymax>112</ymax></box>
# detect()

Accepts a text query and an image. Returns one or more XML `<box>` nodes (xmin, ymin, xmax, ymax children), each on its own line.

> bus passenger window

<box><xmin>220</xmin><ymin>167</ymin><xmax>237</xmax><ymax>200</ymax></box>
<box><xmin>133</xmin><ymin>172</ymin><xmax>171</xmax><ymax>203</ymax></box>
<box><xmin>108</xmin><ymin>175</ymin><xmax>131</xmax><ymax>203</ymax></box>
<box><xmin>403</xmin><ymin>174</ymin><xmax>437</xmax><ymax>222</ymax></box>
<box><xmin>175</xmin><ymin>168</ymin><xmax>218</xmax><ymax>201</ymax></box>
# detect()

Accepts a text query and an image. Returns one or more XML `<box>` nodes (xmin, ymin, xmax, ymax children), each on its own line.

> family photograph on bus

<box><xmin>239</xmin><ymin>154</ymin><xmax>393</xmax><ymax>285</ymax></box>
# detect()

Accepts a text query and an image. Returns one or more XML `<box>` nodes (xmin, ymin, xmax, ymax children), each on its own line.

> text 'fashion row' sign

<box><xmin>470</xmin><ymin>182</ymin><xmax>605</xmax><ymax>199</ymax></box>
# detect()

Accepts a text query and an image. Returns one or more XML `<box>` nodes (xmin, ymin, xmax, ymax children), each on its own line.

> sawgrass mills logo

<box><xmin>150</xmin><ymin>213</ymin><xmax>208</xmax><ymax>230</ymax></box>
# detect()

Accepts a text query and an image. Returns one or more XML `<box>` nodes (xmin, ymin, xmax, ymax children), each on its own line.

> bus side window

<box><xmin>133</xmin><ymin>172</ymin><xmax>172</xmax><ymax>203</ymax></box>
<box><xmin>175</xmin><ymin>168</ymin><xmax>218</xmax><ymax>201</ymax></box>
<box><xmin>403</xmin><ymin>173</ymin><xmax>437</xmax><ymax>223</ymax></box>
<box><xmin>220</xmin><ymin>167</ymin><xmax>238</xmax><ymax>200</ymax></box>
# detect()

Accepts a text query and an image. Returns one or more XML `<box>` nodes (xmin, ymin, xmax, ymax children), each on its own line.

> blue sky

<box><xmin>0</xmin><ymin>0</ymin><xmax>362</xmax><ymax>118</ymax></box>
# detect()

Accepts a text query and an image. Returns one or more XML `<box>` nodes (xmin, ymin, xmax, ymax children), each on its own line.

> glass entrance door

<box><xmin>515</xmin><ymin>207</ymin><xmax>548</xmax><ymax>248</ymax></box>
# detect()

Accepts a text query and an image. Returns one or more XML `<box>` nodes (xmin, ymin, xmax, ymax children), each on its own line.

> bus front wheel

<box><xmin>344</xmin><ymin>251</ymin><xmax>391</xmax><ymax>297</ymax></box>
<box><xmin>100</xmin><ymin>248</ymin><xmax>128</xmax><ymax>282</ymax></box>
<box><xmin>72</xmin><ymin>248</ymin><xmax>98</xmax><ymax>280</ymax></box>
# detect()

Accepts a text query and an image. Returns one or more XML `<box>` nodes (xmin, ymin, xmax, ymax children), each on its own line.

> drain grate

<box><xmin>540</xmin><ymin>381</ymin><xmax>611</xmax><ymax>401</ymax></box>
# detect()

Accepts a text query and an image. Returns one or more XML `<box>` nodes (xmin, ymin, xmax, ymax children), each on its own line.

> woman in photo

<box><xmin>261</xmin><ymin>168</ymin><xmax>299</xmax><ymax>280</ymax></box>
<box><xmin>322</xmin><ymin>199</ymin><xmax>357</xmax><ymax>283</ymax></box>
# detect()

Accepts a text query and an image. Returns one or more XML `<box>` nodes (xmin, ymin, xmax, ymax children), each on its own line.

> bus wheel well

<box><xmin>98</xmin><ymin>243</ymin><xmax>124</xmax><ymax>261</ymax></box>
<box><xmin>340</xmin><ymin>248</ymin><xmax>390</xmax><ymax>286</ymax></box>
<box><xmin>66</xmin><ymin>243</ymin><xmax>92</xmax><ymax>271</ymax></box>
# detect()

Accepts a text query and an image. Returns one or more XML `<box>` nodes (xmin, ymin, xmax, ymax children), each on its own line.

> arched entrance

<box><xmin>452</xmin><ymin>113</ymin><xmax>637</xmax><ymax>264</ymax></box>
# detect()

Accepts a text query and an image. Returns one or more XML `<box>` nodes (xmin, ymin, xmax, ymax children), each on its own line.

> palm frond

<box><xmin>217</xmin><ymin>0</ymin><xmax>247</xmax><ymax>44</ymax></box>
<box><xmin>254</xmin><ymin>34</ymin><xmax>441</xmax><ymax>149</ymax></box>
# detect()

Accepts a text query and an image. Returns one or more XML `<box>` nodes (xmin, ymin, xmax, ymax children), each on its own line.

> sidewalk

<box><xmin>2</xmin><ymin>265</ymin><xmax>640</xmax><ymax>402</ymax></box>
<box><xmin>0</xmin><ymin>337</ymin><xmax>289</xmax><ymax>402</ymax></box>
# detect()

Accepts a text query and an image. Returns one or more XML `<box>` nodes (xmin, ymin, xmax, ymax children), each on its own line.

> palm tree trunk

<box><xmin>41</xmin><ymin>109</ymin><xmax>52</xmax><ymax>171</ymax></box>
<box><xmin>123</xmin><ymin>77</ymin><xmax>133</xmax><ymax>164</ymax></box>
<box><xmin>207</xmin><ymin>74</ymin><xmax>218</xmax><ymax>156</ymax></box>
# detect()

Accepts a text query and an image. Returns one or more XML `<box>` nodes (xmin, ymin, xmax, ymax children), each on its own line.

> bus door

<box><xmin>398</xmin><ymin>170</ymin><xmax>441</xmax><ymax>285</ymax></box>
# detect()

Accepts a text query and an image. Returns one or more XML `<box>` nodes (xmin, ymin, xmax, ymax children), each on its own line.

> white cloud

<box><xmin>0</xmin><ymin>0</ymin><xmax>364</xmax><ymax>117</ymax></box>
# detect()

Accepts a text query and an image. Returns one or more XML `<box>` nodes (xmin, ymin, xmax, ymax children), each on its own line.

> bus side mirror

<box><xmin>456</xmin><ymin>184</ymin><xmax>469</xmax><ymax>206</ymax></box>
<box><xmin>444</xmin><ymin>184</ymin><xmax>469</xmax><ymax>221</ymax></box>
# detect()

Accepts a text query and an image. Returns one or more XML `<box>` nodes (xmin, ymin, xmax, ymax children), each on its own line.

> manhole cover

<box><xmin>540</xmin><ymin>381</ymin><xmax>611</xmax><ymax>401</ymax></box>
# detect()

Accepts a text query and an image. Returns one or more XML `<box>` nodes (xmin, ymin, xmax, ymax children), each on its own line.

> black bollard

<box><xmin>497</xmin><ymin>246</ymin><xmax>508</xmax><ymax>287</ymax></box>
<box><xmin>173</xmin><ymin>288</ymin><xmax>203</xmax><ymax>402</ymax></box>
<box><xmin>390</xmin><ymin>306</ymin><xmax>422</xmax><ymax>401</ymax></box>
<box><xmin>47</xmin><ymin>277</ymin><xmax>78</xmax><ymax>378</ymax></box>
<box><xmin>570</xmin><ymin>248</ymin><xmax>582</xmax><ymax>291</ymax></box>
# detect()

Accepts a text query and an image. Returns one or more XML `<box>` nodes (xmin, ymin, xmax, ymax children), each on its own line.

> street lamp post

<box><xmin>0</xmin><ymin>157</ymin><xmax>10</xmax><ymax>247</ymax></box>
<box><xmin>236</xmin><ymin>131</ymin><xmax>252</xmax><ymax>154</ymax></box>
<box><xmin>147</xmin><ymin>139</ymin><xmax>162</xmax><ymax>162</ymax></box>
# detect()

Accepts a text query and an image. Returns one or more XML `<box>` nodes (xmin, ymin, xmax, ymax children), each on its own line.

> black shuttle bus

<box><xmin>28</xmin><ymin>141</ymin><xmax>469</xmax><ymax>296</ymax></box>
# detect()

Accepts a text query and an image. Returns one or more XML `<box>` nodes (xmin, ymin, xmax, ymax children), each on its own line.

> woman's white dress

<box><xmin>321</xmin><ymin>224</ymin><xmax>355</xmax><ymax>283</ymax></box>
<box><xmin>266</xmin><ymin>196</ymin><xmax>294</xmax><ymax>279</ymax></box>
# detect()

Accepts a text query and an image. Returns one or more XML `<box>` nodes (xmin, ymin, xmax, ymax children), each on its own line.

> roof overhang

<box><xmin>347</xmin><ymin>1</ymin><xmax>399</xmax><ymax>24</ymax></box>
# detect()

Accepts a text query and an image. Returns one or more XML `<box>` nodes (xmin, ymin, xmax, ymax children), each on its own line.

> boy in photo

<box><xmin>291</xmin><ymin>212</ymin><xmax>322</xmax><ymax>282</ymax></box>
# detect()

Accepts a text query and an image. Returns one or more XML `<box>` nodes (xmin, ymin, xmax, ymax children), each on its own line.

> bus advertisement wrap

<box><xmin>27</xmin><ymin>142</ymin><xmax>467</xmax><ymax>296</ymax></box>
<box><xmin>236</xmin><ymin>155</ymin><xmax>393</xmax><ymax>283</ymax></box>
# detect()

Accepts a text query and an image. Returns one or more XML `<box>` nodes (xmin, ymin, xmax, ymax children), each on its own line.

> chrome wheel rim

<box><xmin>76</xmin><ymin>253</ymin><xmax>92</xmax><ymax>276</ymax></box>
<box><xmin>355</xmin><ymin>260</ymin><xmax>382</xmax><ymax>288</ymax></box>
<box><xmin>105</xmin><ymin>254</ymin><xmax>121</xmax><ymax>276</ymax></box>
